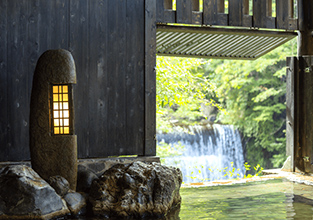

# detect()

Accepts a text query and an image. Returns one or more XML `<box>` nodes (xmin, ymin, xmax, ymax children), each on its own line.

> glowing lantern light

<box><xmin>51</xmin><ymin>84</ymin><xmax>72</xmax><ymax>135</ymax></box>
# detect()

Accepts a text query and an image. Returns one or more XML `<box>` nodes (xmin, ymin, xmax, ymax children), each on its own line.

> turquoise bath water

<box><xmin>177</xmin><ymin>178</ymin><xmax>313</xmax><ymax>219</ymax></box>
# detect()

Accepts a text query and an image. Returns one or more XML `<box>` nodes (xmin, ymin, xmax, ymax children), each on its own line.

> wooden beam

<box><xmin>164</xmin><ymin>0</ymin><xmax>172</xmax><ymax>9</ymax></box>
<box><xmin>253</xmin><ymin>0</ymin><xmax>275</xmax><ymax>28</ymax></box>
<box><xmin>292</xmin><ymin>0</ymin><xmax>313</xmax><ymax>173</ymax></box>
<box><xmin>286</xmin><ymin>57</ymin><xmax>297</xmax><ymax>172</ymax></box>
<box><xmin>176</xmin><ymin>0</ymin><xmax>193</xmax><ymax>24</ymax></box>
<box><xmin>297</xmin><ymin>57</ymin><xmax>313</xmax><ymax>172</ymax></box>
<box><xmin>0</xmin><ymin>0</ymin><xmax>8</xmax><ymax>161</ymax></box>
<box><xmin>229</xmin><ymin>0</ymin><xmax>243</xmax><ymax>27</ymax></box>
<box><xmin>298</xmin><ymin>0</ymin><xmax>313</xmax><ymax>55</ymax></box>
<box><xmin>144</xmin><ymin>0</ymin><xmax>156</xmax><ymax>156</ymax></box>
<box><xmin>156</xmin><ymin>0</ymin><xmax>176</xmax><ymax>23</ymax></box>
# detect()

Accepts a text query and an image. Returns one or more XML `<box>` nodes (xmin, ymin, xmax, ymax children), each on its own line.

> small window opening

<box><xmin>225</xmin><ymin>0</ymin><xmax>229</xmax><ymax>14</ymax></box>
<box><xmin>192</xmin><ymin>0</ymin><xmax>199</xmax><ymax>11</ymax></box>
<box><xmin>199</xmin><ymin>0</ymin><xmax>203</xmax><ymax>11</ymax></box>
<box><xmin>292</xmin><ymin>0</ymin><xmax>298</xmax><ymax>18</ymax></box>
<box><xmin>164</xmin><ymin>0</ymin><xmax>173</xmax><ymax>10</ymax></box>
<box><xmin>267</xmin><ymin>0</ymin><xmax>276</xmax><ymax>17</ymax></box>
<box><xmin>272</xmin><ymin>0</ymin><xmax>276</xmax><ymax>17</ymax></box>
<box><xmin>51</xmin><ymin>85</ymin><xmax>72</xmax><ymax>135</ymax></box>
<box><xmin>217</xmin><ymin>0</ymin><xmax>225</xmax><ymax>13</ymax></box>
<box><xmin>249</xmin><ymin>0</ymin><xmax>253</xmax><ymax>16</ymax></box>
<box><xmin>288</xmin><ymin>0</ymin><xmax>293</xmax><ymax>18</ymax></box>
<box><xmin>243</xmin><ymin>0</ymin><xmax>248</xmax><ymax>15</ymax></box>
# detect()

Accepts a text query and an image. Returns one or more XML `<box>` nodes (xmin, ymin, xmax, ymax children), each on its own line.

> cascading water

<box><xmin>157</xmin><ymin>124</ymin><xmax>245</xmax><ymax>183</ymax></box>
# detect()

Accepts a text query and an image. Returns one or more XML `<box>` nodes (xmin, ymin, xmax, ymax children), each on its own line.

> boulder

<box><xmin>64</xmin><ymin>192</ymin><xmax>87</xmax><ymax>216</ymax></box>
<box><xmin>89</xmin><ymin>161</ymin><xmax>182</xmax><ymax>218</ymax></box>
<box><xmin>281</xmin><ymin>156</ymin><xmax>292</xmax><ymax>172</ymax></box>
<box><xmin>0</xmin><ymin>165</ymin><xmax>70</xmax><ymax>220</ymax></box>
<box><xmin>48</xmin><ymin>175</ymin><xmax>70</xmax><ymax>197</ymax></box>
<box><xmin>77</xmin><ymin>166</ymin><xmax>98</xmax><ymax>193</ymax></box>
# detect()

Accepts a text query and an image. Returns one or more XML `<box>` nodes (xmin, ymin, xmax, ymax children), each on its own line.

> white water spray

<box><xmin>157</xmin><ymin>124</ymin><xmax>245</xmax><ymax>183</ymax></box>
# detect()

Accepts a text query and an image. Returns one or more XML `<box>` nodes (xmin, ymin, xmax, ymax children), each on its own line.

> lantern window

<box><xmin>51</xmin><ymin>85</ymin><xmax>72</xmax><ymax>135</ymax></box>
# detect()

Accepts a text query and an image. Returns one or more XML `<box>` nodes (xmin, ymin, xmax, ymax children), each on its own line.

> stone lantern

<box><xmin>29</xmin><ymin>49</ymin><xmax>77</xmax><ymax>190</ymax></box>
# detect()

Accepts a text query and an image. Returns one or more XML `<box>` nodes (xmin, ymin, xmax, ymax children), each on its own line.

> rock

<box><xmin>89</xmin><ymin>161</ymin><xmax>182</xmax><ymax>218</ymax></box>
<box><xmin>281</xmin><ymin>156</ymin><xmax>292</xmax><ymax>172</ymax></box>
<box><xmin>77</xmin><ymin>166</ymin><xmax>98</xmax><ymax>193</ymax></box>
<box><xmin>0</xmin><ymin>165</ymin><xmax>70</xmax><ymax>219</ymax></box>
<box><xmin>64</xmin><ymin>192</ymin><xmax>87</xmax><ymax>216</ymax></box>
<box><xmin>208</xmin><ymin>115</ymin><xmax>217</xmax><ymax>122</ymax></box>
<box><xmin>49</xmin><ymin>175</ymin><xmax>70</xmax><ymax>197</ymax></box>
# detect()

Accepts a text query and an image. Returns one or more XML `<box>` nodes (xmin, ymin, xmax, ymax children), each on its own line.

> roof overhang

<box><xmin>156</xmin><ymin>25</ymin><xmax>297</xmax><ymax>60</ymax></box>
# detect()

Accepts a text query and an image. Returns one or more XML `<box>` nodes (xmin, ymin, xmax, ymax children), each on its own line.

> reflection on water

<box><xmin>178</xmin><ymin>179</ymin><xmax>313</xmax><ymax>219</ymax></box>
<box><xmin>70</xmin><ymin>179</ymin><xmax>313</xmax><ymax>220</ymax></box>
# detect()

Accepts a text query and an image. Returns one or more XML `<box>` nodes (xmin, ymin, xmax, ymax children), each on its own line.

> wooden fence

<box><xmin>157</xmin><ymin>0</ymin><xmax>298</xmax><ymax>30</ymax></box>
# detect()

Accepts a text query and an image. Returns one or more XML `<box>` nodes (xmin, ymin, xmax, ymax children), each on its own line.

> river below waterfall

<box><xmin>157</xmin><ymin>124</ymin><xmax>245</xmax><ymax>183</ymax></box>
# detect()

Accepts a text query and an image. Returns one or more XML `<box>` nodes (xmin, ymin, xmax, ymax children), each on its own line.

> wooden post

<box><xmin>286</xmin><ymin>57</ymin><xmax>297</xmax><ymax>172</ymax></box>
<box><xmin>290</xmin><ymin>0</ymin><xmax>313</xmax><ymax>172</ymax></box>
<box><xmin>298</xmin><ymin>0</ymin><xmax>313</xmax><ymax>56</ymax></box>
<box><xmin>144</xmin><ymin>0</ymin><xmax>157</xmax><ymax>156</ymax></box>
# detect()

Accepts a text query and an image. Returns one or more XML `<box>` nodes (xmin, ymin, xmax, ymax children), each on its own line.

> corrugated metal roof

<box><xmin>156</xmin><ymin>25</ymin><xmax>297</xmax><ymax>60</ymax></box>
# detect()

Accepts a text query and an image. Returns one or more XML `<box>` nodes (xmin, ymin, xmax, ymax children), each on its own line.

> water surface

<box><xmin>177</xmin><ymin>179</ymin><xmax>313</xmax><ymax>219</ymax></box>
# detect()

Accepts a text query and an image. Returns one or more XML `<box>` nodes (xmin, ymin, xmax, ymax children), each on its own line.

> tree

<box><xmin>205</xmin><ymin>39</ymin><xmax>297</xmax><ymax>168</ymax></box>
<box><xmin>156</xmin><ymin>56</ymin><xmax>219</xmax><ymax>132</ymax></box>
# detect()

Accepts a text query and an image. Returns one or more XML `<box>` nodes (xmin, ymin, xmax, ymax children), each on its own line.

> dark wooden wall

<box><xmin>157</xmin><ymin>0</ymin><xmax>298</xmax><ymax>30</ymax></box>
<box><xmin>0</xmin><ymin>0</ymin><xmax>156</xmax><ymax>162</ymax></box>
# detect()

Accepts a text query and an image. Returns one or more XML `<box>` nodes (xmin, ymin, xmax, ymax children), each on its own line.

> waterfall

<box><xmin>157</xmin><ymin>124</ymin><xmax>245</xmax><ymax>183</ymax></box>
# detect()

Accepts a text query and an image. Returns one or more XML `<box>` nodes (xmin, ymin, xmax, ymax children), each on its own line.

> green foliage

<box><xmin>204</xmin><ymin>39</ymin><xmax>297</xmax><ymax>168</ymax></box>
<box><xmin>185</xmin><ymin>162</ymin><xmax>264</xmax><ymax>182</ymax></box>
<box><xmin>223</xmin><ymin>162</ymin><xmax>241</xmax><ymax>179</ymax></box>
<box><xmin>156</xmin><ymin>141</ymin><xmax>185</xmax><ymax>164</ymax></box>
<box><xmin>243</xmin><ymin>162</ymin><xmax>263</xmax><ymax>178</ymax></box>
<box><xmin>156</xmin><ymin>56</ymin><xmax>220</xmax><ymax>132</ymax></box>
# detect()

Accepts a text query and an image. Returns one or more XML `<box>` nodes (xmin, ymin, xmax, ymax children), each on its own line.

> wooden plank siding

<box><xmin>0</xmin><ymin>0</ymin><xmax>8</xmax><ymax>161</ymax></box>
<box><xmin>127</xmin><ymin>0</ymin><xmax>145</xmax><ymax>155</ymax></box>
<box><xmin>157</xmin><ymin>0</ymin><xmax>299</xmax><ymax>30</ymax></box>
<box><xmin>87</xmin><ymin>0</ymin><xmax>108</xmax><ymax>157</ymax></box>
<box><xmin>107</xmin><ymin>0</ymin><xmax>127</xmax><ymax>155</ymax></box>
<box><xmin>277</xmin><ymin>0</ymin><xmax>298</xmax><ymax>30</ymax></box>
<box><xmin>0</xmin><ymin>0</ymin><xmax>154</xmax><ymax>162</ymax></box>
<box><xmin>229</xmin><ymin>0</ymin><xmax>243</xmax><ymax>27</ymax></box>
<box><xmin>7</xmin><ymin>0</ymin><xmax>30</xmax><ymax>161</ymax></box>
<box><xmin>177</xmin><ymin>0</ymin><xmax>202</xmax><ymax>24</ymax></box>
<box><xmin>156</xmin><ymin>0</ymin><xmax>175</xmax><ymax>23</ymax></box>
<box><xmin>253</xmin><ymin>0</ymin><xmax>275</xmax><ymax>29</ymax></box>
<box><xmin>69</xmin><ymin>0</ymin><xmax>90</xmax><ymax>158</ymax></box>
<box><xmin>203</xmin><ymin>0</ymin><xmax>228</xmax><ymax>26</ymax></box>
<box><xmin>145</xmin><ymin>0</ymin><xmax>157</xmax><ymax>156</ymax></box>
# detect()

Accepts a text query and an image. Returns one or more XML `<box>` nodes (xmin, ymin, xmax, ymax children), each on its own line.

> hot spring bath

<box><xmin>177</xmin><ymin>178</ymin><xmax>313</xmax><ymax>219</ymax></box>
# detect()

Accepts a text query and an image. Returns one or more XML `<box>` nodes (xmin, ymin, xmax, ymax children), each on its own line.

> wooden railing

<box><xmin>156</xmin><ymin>0</ymin><xmax>298</xmax><ymax>30</ymax></box>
